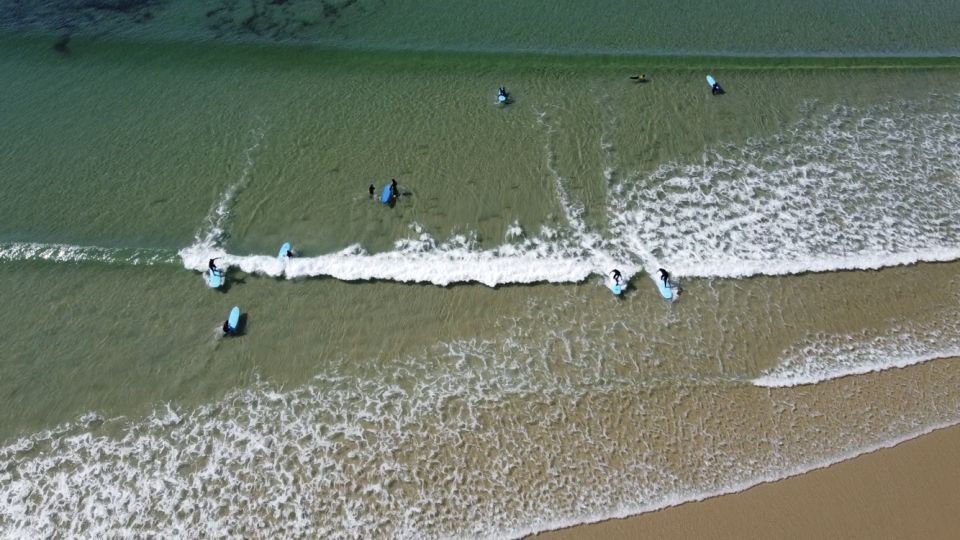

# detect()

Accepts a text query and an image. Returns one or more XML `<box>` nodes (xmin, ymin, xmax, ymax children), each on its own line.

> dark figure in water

<box><xmin>711</xmin><ymin>82</ymin><xmax>724</xmax><ymax>95</ymax></box>
<box><xmin>286</xmin><ymin>250</ymin><xmax>295</xmax><ymax>258</ymax></box>
<box><xmin>390</xmin><ymin>178</ymin><xmax>399</xmax><ymax>203</ymax></box>
<box><xmin>222</xmin><ymin>320</ymin><xmax>235</xmax><ymax>336</ymax></box>
<box><xmin>369</xmin><ymin>184</ymin><xmax>375</xmax><ymax>198</ymax></box>
<box><xmin>611</xmin><ymin>269</ymin><xmax>622</xmax><ymax>285</ymax></box>
<box><xmin>53</xmin><ymin>34</ymin><xmax>70</xmax><ymax>53</ymax></box>
<box><xmin>208</xmin><ymin>257</ymin><xmax>221</xmax><ymax>273</ymax></box>
<box><xmin>657</xmin><ymin>268</ymin><xmax>670</xmax><ymax>287</ymax></box>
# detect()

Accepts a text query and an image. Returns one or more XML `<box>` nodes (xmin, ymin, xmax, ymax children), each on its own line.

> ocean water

<box><xmin>2</xmin><ymin>1</ymin><xmax>960</xmax><ymax>537</ymax></box>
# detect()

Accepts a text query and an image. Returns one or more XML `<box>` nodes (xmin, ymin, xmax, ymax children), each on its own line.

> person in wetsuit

<box><xmin>611</xmin><ymin>269</ymin><xmax>622</xmax><ymax>285</ymax></box>
<box><xmin>657</xmin><ymin>268</ymin><xmax>670</xmax><ymax>287</ymax></box>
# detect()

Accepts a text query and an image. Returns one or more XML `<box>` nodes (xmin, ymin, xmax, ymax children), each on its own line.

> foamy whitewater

<box><xmin>179</xmin><ymin>95</ymin><xmax>960</xmax><ymax>289</ymax></box>
<box><xmin>5</xmin><ymin>88</ymin><xmax>960</xmax><ymax>538</ymax></box>
<box><xmin>2</xmin><ymin>291</ymin><xmax>958</xmax><ymax>538</ymax></box>
<box><xmin>754</xmin><ymin>312</ymin><xmax>960</xmax><ymax>387</ymax></box>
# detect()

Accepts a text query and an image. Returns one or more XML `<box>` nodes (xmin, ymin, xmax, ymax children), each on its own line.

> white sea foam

<box><xmin>0</xmin><ymin>241</ymin><xmax>177</xmax><ymax>266</ymax></box>
<box><xmin>2</xmin><ymin>314</ymin><xmax>957</xmax><ymax>539</ymax></box>
<box><xmin>1</xmin><ymin>288</ymin><xmax>958</xmax><ymax>538</ymax></box>
<box><xmin>176</xmin><ymin>110</ymin><xmax>641</xmax><ymax>287</ymax></box>
<box><xmin>753</xmin><ymin>324</ymin><xmax>960</xmax><ymax>387</ymax></box>
<box><xmin>504</xmin><ymin>420</ymin><xmax>960</xmax><ymax>539</ymax></box>
<box><xmin>609</xmin><ymin>97</ymin><xmax>960</xmax><ymax>278</ymax></box>
<box><xmin>180</xmin><ymin>96</ymin><xmax>960</xmax><ymax>288</ymax></box>
<box><xmin>188</xmin><ymin>127</ymin><xmax>265</xmax><ymax>253</ymax></box>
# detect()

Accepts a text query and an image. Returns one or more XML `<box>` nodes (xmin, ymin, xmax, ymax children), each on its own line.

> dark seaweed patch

<box><xmin>0</xmin><ymin>0</ymin><xmax>169</xmax><ymax>35</ymax></box>
<box><xmin>203</xmin><ymin>0</ymin><xmax>376</xmax><ymax>40</ymax></box>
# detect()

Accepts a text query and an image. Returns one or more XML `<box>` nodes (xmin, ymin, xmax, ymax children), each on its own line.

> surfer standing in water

<box><xmin>209</xmin><ymin>257</ymin><xmax>223</xmax><ymax>275</ymax></box>
<box><xmin>390</xmin><ymin>178</ymin><xmax>399</xmax><ymax>204</ymax></box>
<box><xmin>611</xmin><ymin>269</ymin><xmax>622</xmax><ymax>285</ymax></box>
<box><xmin>657</xmin><ymin>268</ymin><xmax>670</xmax><ymax>287</ymax></box>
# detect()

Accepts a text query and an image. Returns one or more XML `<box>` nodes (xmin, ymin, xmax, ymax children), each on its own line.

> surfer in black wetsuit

<box><xmin>611</xmin><ymin>269</ymin><xmax>622</xmax><ymax>285</ymax></box>
<box><xmin>657</xmin><ymin>268</ymin><xmax>670</xmax><ymax>287</ymax></box>
<box><xmin>222</xmin><ymin>320</ymin><xmax>233</xmax><ymax>335</ymax></box>
<box><xmin>208</xmin><ymin>257</ymin><xmax>224</xmax><ymax>276</ymax></box>
<box><xmin>369</xmin><ymin>184</ymin><xmax>375</xmax><ymax>198</ymax></box>
<box><xmin>711</xmin><ymin>82</ymin><xmax>724</xmax><ymax>95</ymax></box>
<box><xmin>390</xmin><ymin>178</ymin><xmax>399</xmax><ymax>203</ymax></box>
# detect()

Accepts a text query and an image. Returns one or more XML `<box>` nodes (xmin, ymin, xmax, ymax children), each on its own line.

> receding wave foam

<box><xmin>182</xmin><ymin>227</ymin><xmax>598</xmax><ymax>286</ymax></box>
<box><xmin>611</xmin><ymin>94</ymin><xmax>960</xmax><ymax>278</ymax></box>
<box><xmin>754</xmin><ymin>323</ymin><xmax>960</xmax><ymax>387</ymax></box>
<box><xmin>179</xmin><ymin>110</ymin><xmax>632</xmax><ymax>287</ymax></box>
<box><xmin>0</xmin><ymin>241</ymin><xmax>177</xmax><ymax>266</ymax></box>
<box><xmin>180</xmin><ymin>95</ymin><xmax>960</xmax><ymax>288</ymax></box>
<box><xmin>3</xmin><ymin>292</ymin><xmax>959</xmax><ymax>538</ymax></box>
<box><xmin>188</xmin><ymin>127</ymin><xmax>265</xmax><ymax>253</ymax></box>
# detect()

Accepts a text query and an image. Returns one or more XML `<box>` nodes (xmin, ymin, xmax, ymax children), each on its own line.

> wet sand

<box><xmin>535</xmin><ymin>422</ymin><xmax>960</xmax><ymax>540</ymax></box>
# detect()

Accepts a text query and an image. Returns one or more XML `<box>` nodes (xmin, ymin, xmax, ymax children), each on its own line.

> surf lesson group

<box><xmin>205</xmin><ymin>72</ymin><xmax>726</xmax><ymax>334</ymax></box>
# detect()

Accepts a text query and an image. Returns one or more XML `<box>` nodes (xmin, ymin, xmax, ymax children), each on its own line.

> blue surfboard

<box><xmin>278</xmin><ymin>242</ymin><xmax>291</xmax><ymax>261</ymax></box>
<box><xmin>607</xmin><ymin>275</ymin><xmax>627</xmax><ymax>296</ymax></box>
<box><xmin>380</xmin><ymin>184</ymin><xmax>392</xmax><ymax>204</ymax></box>
<box><xmin>208</xmin><ymin>270</ymin><xmax>224</xmax><ymax>289</ymax></box>
<box><xmin>655</xmin><ymin>278</ymin><xmax>675</xmax><ymax>301</ymax></box>
<box><xmin>227</xmin><ymin>306</ymin><xmax>240</xmax><ymax>331</ymax></box>
<box><xmin>706</xmin><ymin>74</ymin><xmax>717</xmax><ymax>87</ymax></box>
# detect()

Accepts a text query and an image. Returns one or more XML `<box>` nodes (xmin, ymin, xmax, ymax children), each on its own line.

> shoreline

<box><xmin>532</xmin><ymin>422</ymin><xmax>960</xmax><ymax>539</ymax></box>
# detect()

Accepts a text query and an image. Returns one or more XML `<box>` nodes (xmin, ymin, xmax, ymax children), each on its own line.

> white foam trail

<box><xmin>189</xmin><ymin>127</ymin><xmax>265</xmax><ymax>252</ymax></box>
<box><xmin>178</xmin><ymin>111</ymin><xmax>641</xmax><ymax>287</ymax></box>
<box><xmin>611</xmin><ymin>95</ymin><xmax>960</xmax><ymax>279</ymax></box>
<box><xmin>1</xmin><ymin>291</ymin><xmax>958</xmax><ymax>538</ymax></box>
<box><xmin>504</xmin><ymin>420</ymin><xmax>960</xmax><ymax>540</ymax></box>
<box><xmin>182</xmin><ymin>96</ymin><xmax>960</xmax><ymax>287</ymax></box>
<box><xmin>180</xmin><ymin>231</ymin><xmax>598</xmax><ymax>287</ymax></box>
<box><xmin>753</xmin><ymin>325</ymin><xmax>960</xmax><ymax>387</ymax></box>
<box><xmin>0</xmin><ymin>241</ymin><xmax>177</xmax><ymax>266</ymax></box>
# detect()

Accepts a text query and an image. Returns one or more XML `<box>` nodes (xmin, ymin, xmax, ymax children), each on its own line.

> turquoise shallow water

<box><xmin>2</xmin><ymin>2</ymin><xmax>960</xmax><ymax>538</ymax></box>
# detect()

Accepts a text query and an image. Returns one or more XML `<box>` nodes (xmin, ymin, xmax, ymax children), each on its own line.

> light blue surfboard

<box><xmin>380</xmin><ymin>184</ymin><xmax>392</xmax><ymax>204</ymax></box>
<box><xmin>706</xmin><ymin>74</ymin><xmax>717</xmax><ymax>87</ymax></box>
<box><xmin>227</xmin><ymin>306</ymin><xmax>240</xmax><ymax>331</ymax></box>
<box><xmin>607</xmin><ymin>275</ymin><xmax>627</xmax><ymax>296</ymax></box>
<box><xmin>208</xmin><ymin>270</ymin><xmax>224</xmax><ymax>289</ymax></box>
<box><xmin>278</xmin><ymin>242</ymin><xmax>291</xmax><ymax>261</ymax></box>
<box><xmin>656</xmin><ymin>278</ymin><xmax>674</xmax><ymax>300</ymax></box>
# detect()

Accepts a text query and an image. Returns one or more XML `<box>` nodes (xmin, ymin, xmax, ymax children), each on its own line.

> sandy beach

<box><xmin>536</xmin><ymin>423</ymin><xmax>960</xmax><ymax>539</ymax></box>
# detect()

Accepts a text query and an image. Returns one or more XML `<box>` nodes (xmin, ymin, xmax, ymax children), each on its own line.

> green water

<box><xmin>6</xmin><ymin>0</ymin><xmax>960</xmax><ymax>55</ymax></box>
<box><xmin>3</xmin><ymin>2</ymin><xmax>960</xmax><ymax>537</ymax></box>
